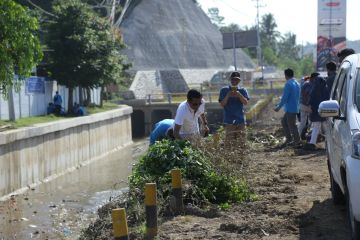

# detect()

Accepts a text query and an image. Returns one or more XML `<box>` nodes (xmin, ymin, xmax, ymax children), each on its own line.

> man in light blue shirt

<box><xmin>149</xmin><ymin>119</ymin><xmax>175</xmax><ymax>145</ymax></box>
<box><xmin>274</xmin><ymin>68</ymin><xmax>300</xmax><ymax>146</ymax></box>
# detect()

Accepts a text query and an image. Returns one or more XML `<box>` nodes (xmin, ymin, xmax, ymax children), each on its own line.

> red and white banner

<box><xmin>317</xmin><ymin>0</ymin><xmax>346</xmax><ymax>70</ymax></box>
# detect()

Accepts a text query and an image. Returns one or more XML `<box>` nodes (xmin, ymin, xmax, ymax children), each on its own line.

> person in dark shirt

<box><xmin>325</xmin><ymin>61</ymin><xmax>337</xmax><ymax>93</ymax></box>
<box><xmin>304</xmin><ymin>76</ymin><xmax>330</xmax><ymax>150</ymax></box>
<box><xmin>337</xmin><ymin>48</ymin><xmax>355</xmax><ymax>64</ymax></box>
<box><xmin>298</xmin><ymin>72</ymin><xmax>319</xmax><ymax>140</ymax></box>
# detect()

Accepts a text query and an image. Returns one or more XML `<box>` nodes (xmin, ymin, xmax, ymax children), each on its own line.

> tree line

<box><xmin>207</xmin><ymin>7</ymin><xmax>314</xmax><ymax>77</ymax></box>
<box><xmin>1</xmin><ymin>0</ymin><xmax>129</xmax><ymax>112</ymax></box>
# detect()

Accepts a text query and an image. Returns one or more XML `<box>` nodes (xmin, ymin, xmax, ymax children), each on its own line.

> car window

<box><xmin>332</xmin><ymin>61</ymin><xmax>351</xmax><ymax>100</ymax></box>
<box><xmin>355</xmin><ymin>70</ymin><xmax>360</xmax><ymax>112</ymax></box>
<box><xmin>334</xmin><ymin>71</ymin><xmax>346</xmax><ymax>102</ymax></box>
<box><xmin>339</xmin><ymin>78</ymin><xmax>347</xmax><ymax>116</ymax></box>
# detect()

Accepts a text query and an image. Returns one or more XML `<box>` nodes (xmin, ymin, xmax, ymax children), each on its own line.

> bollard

<box><xmin>207</xmin><ymin>92</ymin><xmax>212</xmax><ymax>103</ymax></box>
<box><xmin>112</xmin><ymin>208</ymin><xmax>129</xmax><ymax>240</ymax></box>
<box><xmin>167</xmin><ymin>93</ymin><xmax>172</xmax><ymax>104</ymax></box>
<box><xmin>171</xmin><ymin>169</ymin><xmax>184</xmax><ymax>215</ymax></box>
<box><xmin>145</xmin><ymin>183</ymin><xmax>157</xmax><ymax>239</ymax></box>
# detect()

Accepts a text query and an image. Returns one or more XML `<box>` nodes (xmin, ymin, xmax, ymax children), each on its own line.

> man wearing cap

<box><xmin>274</xmin><ymin>68</ymin><xmax>300</xmax><ymax>147</ymax></box>
<box><xmin>218</xmin><ymin>71</ymin><xmax>249</xmax><ymax>147</ymax></box>
<box><xmin>149</xmin><ymin>119</ymin><xmax>175</xmax><ymax>145</ymax></box>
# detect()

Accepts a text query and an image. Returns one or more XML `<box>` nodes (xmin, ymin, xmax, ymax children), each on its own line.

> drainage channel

<box><xmin>0</xmin><ymin>139</ymin><xmax>148</xmax><ymax>239</ymax></box>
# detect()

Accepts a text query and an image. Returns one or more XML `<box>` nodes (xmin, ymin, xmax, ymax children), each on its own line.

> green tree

<box><xmin>220</xmin><ymin>23</ymin><xmax>241</xmax><ymax>33</ymax></box>
<box><xmin>278</xmin><ymin>32</ymin><xmax>300</xmax><ymax>60</ymax></box>
<box><xmin>0</xmin><ymin>0</ymin><xmax>42</xmax><ymax>95</ymax></box>
<box><xmin>298</xmin><ymin>55</ymin><xmax>315</xmax><ymax>76</ymax></box>
<box><xmin>262</xmin><ymin>46</ymin><xmax>278</xmax><ymax>65</ymax></box>
<box><xmin>207</xmin><ymin>7</ymin><xmax>224</xmax><ymax>27</ymax></box>
<box><xmin>260</xmin><ymin>13</ymin><xmax>279</xmax><ymax>52</ymax></box>
<box><xmin>46</xmin><ymin>0</ymin><xmax>128</xmax><ymax>111</ymax></box>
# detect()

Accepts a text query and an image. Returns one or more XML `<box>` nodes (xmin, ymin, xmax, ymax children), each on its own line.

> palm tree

<box><xmin>260</xmin><ymin>13</ymin><xmax>280</xmax><ymax>52</ymax></box>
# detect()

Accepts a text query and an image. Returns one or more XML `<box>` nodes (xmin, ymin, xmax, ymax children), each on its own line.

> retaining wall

<box><xmin>0</xmin><ymin>106</ymin><xmax>133</xmax><ymax>198</ymax></box>
<box><xmin>246</xmin><ymin>94</ymin><xmax>274</xmax><ymax>124</ymax></box>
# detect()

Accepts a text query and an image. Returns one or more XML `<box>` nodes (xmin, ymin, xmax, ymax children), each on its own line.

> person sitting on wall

<box><xmin>73</xmin><ymin>102</ymin><xmax>86</xmax><ymax>116</ymax></box>
<box><xmin>149</xmin><ymin>119</ymin><xmax>175</xmax><ymax>145</ymax></box>
<box><xmin>47</xmin><ymin>102</ymin><xmax>56</xmax><ymax>115</ymax></box>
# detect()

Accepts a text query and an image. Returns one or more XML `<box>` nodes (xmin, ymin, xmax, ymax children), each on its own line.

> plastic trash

<box><xmin>63</xmin><ymin>227</ymin><xmax>71</xmax><ymax>237</ymax></box>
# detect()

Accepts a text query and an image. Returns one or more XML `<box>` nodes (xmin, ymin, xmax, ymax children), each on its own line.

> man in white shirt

<box><xmin>174</xmin><ymin>89</ymin><xmax>209</xmax><ymax>141</ymax></box>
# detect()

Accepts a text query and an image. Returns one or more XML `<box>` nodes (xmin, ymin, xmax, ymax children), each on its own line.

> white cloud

<box><xmin>197</xmin><ymin>0</ymin><xmax>360</xmax><ymax>44</ymax></box>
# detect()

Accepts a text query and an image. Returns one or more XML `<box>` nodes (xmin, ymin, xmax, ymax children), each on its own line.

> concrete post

<box><xmin>171</xmin><ymin>169</ymin><xmax>183</xmax><ymax>215</ymax></box>
<box><xmin>167</xmin><ymin>93</ymin><xmax>172</xmax><ymax>104</ymax></box>
<box><xmin>112</xmin><ymin>208</ymin><xmax>129</xmax><ymax>240</ymax></box>
<box><xmin>207</xmin><ymin>92</ymin><xmax>212</xmax><ymax>103</ymax></box>
<box><xmin>145</xmin><ymin>183</ymin><xmax>157</xmax><ymax>239</ymax></box>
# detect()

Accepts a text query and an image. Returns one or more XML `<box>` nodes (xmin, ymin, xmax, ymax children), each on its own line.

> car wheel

<box><xmin>348</xmin><ymin>192</ymin><xmax>360</xmax><ymax>239</ymax></box>
<box><xmin>328</xmin><ymin>161</ymin><xmax>345</xmax><ymax>205</ymax></box>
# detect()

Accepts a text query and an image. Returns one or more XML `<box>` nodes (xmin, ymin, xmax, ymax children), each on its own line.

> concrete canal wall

<box><xmin>0</xmin><ymin>106</ymin><xmax>133</xmax><ymax>198</ymax></box>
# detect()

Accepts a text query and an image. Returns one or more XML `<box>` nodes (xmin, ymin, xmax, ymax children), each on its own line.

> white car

<box><xmin>319</xmin><ymin>53</ymin><xmax>360</xmax><ymax>239</ymax></box>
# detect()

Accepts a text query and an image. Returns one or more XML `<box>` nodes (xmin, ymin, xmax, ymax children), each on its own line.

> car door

<box><xmin>331</xmin><ymin>62</ymin><xmax>351</xmax><ymax>184</ymax></box>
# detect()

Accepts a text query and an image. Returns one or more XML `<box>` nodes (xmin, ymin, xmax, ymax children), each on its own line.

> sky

<box><xmin>197</xmin><ymin>0</ymin><xmax>360</xmax><ymax>44</ymax></box>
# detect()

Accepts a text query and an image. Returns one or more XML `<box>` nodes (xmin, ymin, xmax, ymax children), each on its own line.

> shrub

<box><xmin>129</xmin><ymin>139</ymin><xmax>254</xmax><ymax>205</ymax></box>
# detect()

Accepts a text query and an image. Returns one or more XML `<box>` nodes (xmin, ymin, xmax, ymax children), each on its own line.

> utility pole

<box><xmin>254</xmin><ymin>0</ymin><xmax>264</xmax><ymax>80</ymax></box>
<box><xmin>328</xmin><ymin>0</ymin><xmax>333</xmax><ymax>63</ymax></box>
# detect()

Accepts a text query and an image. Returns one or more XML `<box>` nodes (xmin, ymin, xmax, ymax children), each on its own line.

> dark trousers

<box><xmin>281</xmin><ymin>112</ymin><xmax>300</xmax><ymax>144</ymax></box>
<box><xmin>55</xmin><ymin>105</ymin><xmax>62</xmax><ymax>115</ymax></box>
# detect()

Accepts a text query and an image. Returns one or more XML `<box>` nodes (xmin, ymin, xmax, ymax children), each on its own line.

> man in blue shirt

<box><xmin>53</xmin><ymin>91</ymin><xmax>63</xmax><ymax>115</ymax></box>
<box><xmin>218</xmin><ymin>71</ymin><xmax>249</xmax><ymax>147</ymax></box>
<box><xmin>274</xmin><ymin>68</ymin><xmax>300</xmax><ymax>146</ymax></box>
<box><xmin>149</xmin><ymin>119</ymin><xmax>175</xmax><ymax>145</ymax></box>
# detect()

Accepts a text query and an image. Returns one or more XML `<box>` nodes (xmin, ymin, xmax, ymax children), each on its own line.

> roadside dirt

<box><xmin>158</xmin><ymin>100</ymin><xmax>351</xmax><ymax>240</ymax></box>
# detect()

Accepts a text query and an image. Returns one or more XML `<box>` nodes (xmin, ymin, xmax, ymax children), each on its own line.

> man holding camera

<box><xmin>218</xmin><ymin>71</ymin><xmax>249</xmax><ymax>147</ymax></box>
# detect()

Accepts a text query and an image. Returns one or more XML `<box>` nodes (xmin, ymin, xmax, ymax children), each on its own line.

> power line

<box><xmin>212</xmin><ymin>0</ymin><xmax>254</xmax><ymax>21</ymax></box>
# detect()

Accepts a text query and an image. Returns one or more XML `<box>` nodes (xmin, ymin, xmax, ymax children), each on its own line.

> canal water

<box><xmin>0</xmin><ymin>139</ymin><xmax>148</xmax><ymax>240</ymax></box>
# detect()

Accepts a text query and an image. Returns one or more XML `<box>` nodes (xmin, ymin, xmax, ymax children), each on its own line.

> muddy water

<box><xmin>0</xmin><ymin>140</ymin><xmax>148</xmax><ymax>240</ymax></box>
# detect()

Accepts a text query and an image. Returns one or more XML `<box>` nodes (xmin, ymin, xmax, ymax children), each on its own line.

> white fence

<box><xmin>0</xmin><ymin>77</ymin><xmax>101</xmax><ymax>120</ymax></box>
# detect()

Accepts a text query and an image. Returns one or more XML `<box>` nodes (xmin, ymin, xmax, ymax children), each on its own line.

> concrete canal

<box><xmin>0</xmin><ymin>139</ymin><xmax>148</xmax><ymax>239</ymax></box>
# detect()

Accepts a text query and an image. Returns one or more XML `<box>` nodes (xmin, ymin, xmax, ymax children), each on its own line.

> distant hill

<box><xmin>118</xmin><ymin>0</ymin><xmax>255</xmax><ymax>70</ymax></box>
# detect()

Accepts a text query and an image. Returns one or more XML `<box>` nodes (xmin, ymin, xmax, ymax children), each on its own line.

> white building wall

<box><xmin>0</xmin><ymin>78</ymin><xmax>101</xmax><ymax>120</ymax></box>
